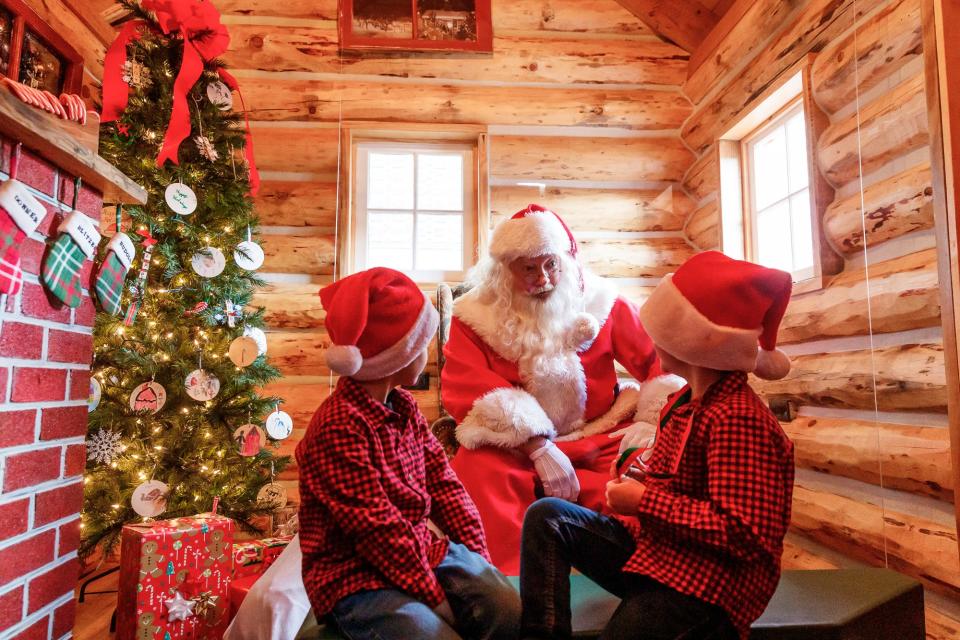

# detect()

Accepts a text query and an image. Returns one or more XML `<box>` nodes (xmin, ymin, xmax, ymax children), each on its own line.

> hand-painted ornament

<box><xmin>123</xmin><ymin>229</ymin><xmax>156</xmax><ymax>326</ymax></box>
<box><xmin>257</xmin><ymin>482</ymin><xmax>288</xmax><ymax>509</ymax></box>
<box><xmin>194</xmin><ymin>136</ymin><xmax>219</xmax><ymax>162</ymax></box>
<box><xmin>206</xmin><ymin>81</ymin><xmax>233</xmax><ymax>111</ymax></box>
<box><xmin>132</xmin><ymin>479</ymin><xmax>169</xmax><ymax>517</ymax></box>
<box><xmin>243</xmin><ymin>326</ymin><xmax>268</xmax><ymax>356</ymax></box>
<box><xmin>191</xmin><ymin>247</ymin><xmax>226</xmax><ymax>278</ymax></box>
<box><xmin>88</xmin><ymin>378</ymin><xmax>101</xmax><ymax>413</ymax></box>
<box><xmin>233</xmin><ymin>424</ymin><xmax>266</xmax><ymax>456</ymax></box>
<box><xmin>265</xmin><ymin>409</ymin><xmax>293</xmax><ymax>440</ymax></box>
<box><xmin>122</xmin><ymin>60</ymin><xmax>151</xmax><ymax>89</ymax></box>
<box><xmin>233</xmin><ymin>240</ymin><xmax>264</xmax><ymax>271</ymax></box>
<box><xmin>229</xmin><ymin>336</ymin><xmax>259</xmax><ymax>367</ymax></box>
<box><xmin>185</xmin><ymin>369</ymin><xmax>220</xmax><ymax>401</ymax></box>
<box><xmin>129</xmin><ymin>381</ymin><xmax>167</xmax><ymax>414</ymax></box>
<box><xmin>164</xmin><ymin>183</ymin><xmax>197</xmax><ymax>216</ymax></box>
<box><xmin>164</xmin><ymin>591</ymin><xmax>195</xmax><ymax>622</ymax></box>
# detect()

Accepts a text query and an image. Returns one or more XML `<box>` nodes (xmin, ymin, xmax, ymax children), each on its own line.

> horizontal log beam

<box><xmin>754</xmin><ymin>343</ymin><xmax>947</xmax><ymax>413</ymax></box>
<box><xmin>615</xmin><ymin>0</ymin><xmax>719</xmax><ymax>53</ymax></box>
<box><xmin>225</xmin><ymin>25</ymin><xmax>687</xmax><ymax>86</ymax></box>
<box><xmin>578</xmin><ymin>237</ymin><xmax>693</xmax><ymax>278</ymax></box>
<box><xmin>822</xmin><ymin>162</ymin><xmax>934</xmax><ymax>256</ymax></box>
<box><xmin>684</xmin><ymin>199</ymin><xmax>719</xmax><ymax>249</ymax></box>
<box><xmin>250</xmin><ymin>126</ymin><xmax>339</xmax><ymax>176</ymax></box>
<box><xmin>780</xmin><ymin>536</ymin><xmax>840</xmax><ymax>570</ymax></box>
<box><xmin>791</xmin><ymin>484</ymin><xmax>960</xmax><ymax>597</ymax></box>
<box><xmin>817</xmin><ymin>73</ymin><xmax>928</xmax><ymax>187</ymax></box>
<box><xmin>255</xmin><ymin>181</ymin><xmax>338</xmax><ymax>228</ymax></box>
<box><xmin>490</xmin><ymin>135</ymin><xmax>694</xmax><ymax>183</ymax></box>
<box><xmin>811</xmin><ymin>0</ymin><xmax>923</xmax><ymax>114</ymax></box>
<box><xmin>240</xmin><ymin>77</ymin><xmax>692</xmax><ymax>130</ymax></box>
<box><xmin>685</xmin><ymin>0</ymin><xmax>804</xmax><ymax>105</ymax></box>
<box><xmin>779</xmin><ymin>249</ymin><xmax>940</xmax><ymax>344</ymax></box>
<box><xmin>491</xmin><ymin>185</ymin><xmax>692</xmax><ymax>232</ymax></box>
<box><xmin>266</xmin><ymin>331</ymin><xmax>333</xmax><ymax>376</ymax></box>
<box><xmin>252</xmin><ymin>282</ymin><xmax>327</xmax><ymax>329</ymax></box>
<box><xmin>681</xmin><ymin>0</ymin><xmax>883</xmax><ymax>155</ymax></box>
<box><xmin>682</xmin><ymin>144</ymin><xmax>719</xmax><ymax>202</ymax></box>
<box><xmin>261</xmin><ymin>234</ymin><xmax>336</xmax><ymax>275</ymax></box>
<box><xmin>783</xmin><ymin>416</ymin><xmax>953</xmax><ymax>501</ymax></box>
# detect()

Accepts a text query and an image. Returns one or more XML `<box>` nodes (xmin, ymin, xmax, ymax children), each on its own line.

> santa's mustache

<box><xmin>528</xmin><ymin>283</ymin><xmax>555</xmax><ymax>296</ymax></box>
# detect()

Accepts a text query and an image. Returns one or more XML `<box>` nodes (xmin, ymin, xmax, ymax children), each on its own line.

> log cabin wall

<box><xmin>219</xmin><ymin>0</ymin><xmax>697</xmax><ymax>504</ymax></box>
<box><xmin>679</xmin><ymin>0</ymin><xmax>960</xmax><ymax>635</ymax></box>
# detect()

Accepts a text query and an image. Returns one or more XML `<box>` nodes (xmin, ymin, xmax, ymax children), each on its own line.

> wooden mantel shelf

<box><xmin>0</xmin><ymin>87</ymin><xmax>147</xmax><ymax>205</ymax></box>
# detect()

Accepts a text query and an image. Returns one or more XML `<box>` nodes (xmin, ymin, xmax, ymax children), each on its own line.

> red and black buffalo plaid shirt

<box><xmin>621</xmin><ymin>372</ymin><xmax>794</xmax><ymax>638</ymax></box>
<box><xmin>296</xmin><ymin>377</ymin><xmax>490</xmax><ymax>617</ymax></box>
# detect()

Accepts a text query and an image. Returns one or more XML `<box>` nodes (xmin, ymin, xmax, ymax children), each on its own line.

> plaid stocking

<box><xmin>95</xmin><ymin>232</ymin><xmax>135</xmax><ymax>316</ymax></box>
<box><xmin>41</xmin><ymin>211</ymin><xmax>100</xmax><ymax>308</ymax></box>
<box><xmin>0</xmin><ymin>179</ymin><xmax>45</xmax><ymax>295</ymax></box>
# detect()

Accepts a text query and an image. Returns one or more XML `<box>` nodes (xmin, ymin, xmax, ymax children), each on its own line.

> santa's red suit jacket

<box><xmin>441</xmin><ymin>273</ymin><xmax>661</xmax><ymax>448</ymax></box>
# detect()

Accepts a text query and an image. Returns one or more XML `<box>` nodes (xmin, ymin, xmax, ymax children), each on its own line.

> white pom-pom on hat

<box><xmin>325</xmin><ymin>345</ymin><xmax>363</xmax><ymax>377</ymax></box>
<box><xmin>754</xmin><ymin>347</ymin><xmax>791</xmax><ymax>381</ymax></box>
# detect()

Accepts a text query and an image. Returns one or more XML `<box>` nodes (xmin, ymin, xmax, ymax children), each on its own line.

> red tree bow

<box><xmin>101</xmin><ymin>0</ymin><xmax>259</xmax><ymax>194</ymax></box>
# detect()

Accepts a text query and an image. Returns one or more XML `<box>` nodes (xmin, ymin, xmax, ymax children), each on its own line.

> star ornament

<box><xmin>165</xmin><ymin>591</ymin><xmax>196</xmax><ymax>622</ymax></box>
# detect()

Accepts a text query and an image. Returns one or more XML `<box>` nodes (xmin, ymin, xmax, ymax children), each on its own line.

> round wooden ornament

<box><xmin>229</xmin><ymin>336</ymin><xmax>259</xmax><ymax>367</ymax></box>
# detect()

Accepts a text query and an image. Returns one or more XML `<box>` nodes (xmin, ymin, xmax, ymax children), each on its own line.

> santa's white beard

<box><xmin>465</xmin><ymin>255</ymin><xmax>585</xmax><ymax>367</ymax></box>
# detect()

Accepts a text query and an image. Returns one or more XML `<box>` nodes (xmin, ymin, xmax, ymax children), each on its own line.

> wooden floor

<box><xmin>72</xmin><ymin>563</ymin><xmax>119</xmax><ymax>640</ymax></box>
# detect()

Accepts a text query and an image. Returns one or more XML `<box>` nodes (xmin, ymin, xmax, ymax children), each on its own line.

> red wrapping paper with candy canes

<box><xmin>116</xmin><ymin>513</ymin><xmax>233</xmax><ymax>640</ymax></box>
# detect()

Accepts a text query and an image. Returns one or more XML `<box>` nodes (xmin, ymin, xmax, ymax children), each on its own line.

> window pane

<box><xmin>789</xmin><ymin>190</ymin><xmax>814</xmax><ymax>273</ymax></box>
<box><xmin>368</xmin><ymin>152</ymin><xmax>414</xmax><ymax>210</ymax></box>
<box><xmin>417</xmin><ymin>154</ymin><xmax>464</xmax><ymax>211</ymax></box>
<box><xmin>368</xmin><ymin>212</ymin><xmax>414</xmax><ymax>270</ymax></box>
<box><xmin>752</xmin><ymin>126</ymin><xmax>789</xmax><ymax>210</ymax></box>
<box><xmin>416</xmin><ymin>213</ymin><xmax>464</xmax><ymax>271</ymax></box>
<box><xmin>786</xmin><ymin>110</ymin><xmax>809</xmax><ymax>192</ymax></box>
<box><xmin>756</xmin><ymin>200</ymin><xmax>793</xmax><ymax>273</ymax></box>
<box><xmin>19</xmin><ymin>31</ymin><xmax>64</xmax><ymax>94</ymax></box>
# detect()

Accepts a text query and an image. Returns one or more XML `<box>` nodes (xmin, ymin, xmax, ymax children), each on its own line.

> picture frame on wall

<box><xmin>339</xmin><ymin>0</ymin><xmax>493</xmax><ymax>52</ymax></box>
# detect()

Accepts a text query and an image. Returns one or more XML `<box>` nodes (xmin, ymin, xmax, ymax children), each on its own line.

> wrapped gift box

<box><xmin>116</xmin><ymin>513</ymin><xmax>233</xmax><ymax>640</ymax></box>
<box><xmin>259</xmin><ymin>535</ymin><xmax>293</xmax><ymax>571</ymax></box>
<box><xmin>233</xmin><ymin>540</ymin><xmax>265</xmax><ymax>579</ymax></box>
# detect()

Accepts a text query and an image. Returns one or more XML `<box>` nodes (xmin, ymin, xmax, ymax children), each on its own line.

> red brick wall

<box><xmin>0</xmin><ymin>140</ymin><xmax>101</xmax><ymax>639</ymax></box>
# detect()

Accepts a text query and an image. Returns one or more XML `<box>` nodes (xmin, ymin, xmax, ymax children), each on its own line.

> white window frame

<box><xmin>741</xmin><ymin>98</ymin><xmax>816</xmax><ymax>283</ymax></box>
<box><xmin>353</xmin><ymin>140</ymin><xmax>477</xmax><ymax>283</ymax></box>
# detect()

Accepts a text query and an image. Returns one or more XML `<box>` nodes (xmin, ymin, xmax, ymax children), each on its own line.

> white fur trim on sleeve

<box><xmin>634</xmin><ymin>374</ymin><xmax>687</xmax><ymax>425</ymax></box>
<box><xmin>455</xmin><ymin>387</ymin><xmax>557</xmax><ymax>450</ymax></box>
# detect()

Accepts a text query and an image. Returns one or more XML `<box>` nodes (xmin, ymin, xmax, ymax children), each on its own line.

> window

<box><xmin>718</xmin><ymin>67</ymin><xmax>840</xmax><ymax>291</ymax></box>
<box><xmin>0</xmin><ymin>0</ymin><xmax>82</xmax><ymax>95</ymax></box>
<box><xmin>742</xmin><ymin>101</ymin><xmax>815</xmax><ymax>281</ymax></box>
<box><xmin>353</xmin><ymin>141</ymin><xmax>477</xmax><ymax>282</ymax></box>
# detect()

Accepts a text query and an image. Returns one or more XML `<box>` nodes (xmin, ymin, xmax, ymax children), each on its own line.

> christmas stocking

<box><xmin>94</xmin><ymin>232</ymin><xmax>135</xmax><ymax>315</ymax></box>
<box><xmin>0</xmin><ymin>178</ymin><xmax>45</xmax><ymax>295</ymax></box>
<box><xmin>41</xmin><ymin>211</ymin><xmax>100</xmax><ymax>308</ymax></box>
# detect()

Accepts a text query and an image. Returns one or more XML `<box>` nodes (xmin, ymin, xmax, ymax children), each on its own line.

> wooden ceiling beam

<box><xmin>614</xmin><ymin>0</ymin><xmax>720</xmax><ymax>53</ymax></box>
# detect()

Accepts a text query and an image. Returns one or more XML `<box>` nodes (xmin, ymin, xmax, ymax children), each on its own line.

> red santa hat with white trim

<box><xmin>320</xmin><ymin>267</ymin><xmax>439</xmax><ymax>380</ymax></box>
<box><xmin>488</xmin><ymin>204</ymin><xmax>600</xmax><ymax>347</ymax></box>
<box><xmin>639</xmin><ymin>251</ymin><xmax>793</xmax><ymax>380</ymax></box>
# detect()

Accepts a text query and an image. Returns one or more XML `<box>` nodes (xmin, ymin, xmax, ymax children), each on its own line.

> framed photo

<box><xmin>339</xmin><ymin>0</ymin><xmax>493</xmax><ymax>52</ymax></box>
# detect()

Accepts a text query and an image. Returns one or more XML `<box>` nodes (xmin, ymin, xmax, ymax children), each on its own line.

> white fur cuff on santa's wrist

<box><xmin>456</xmin><ymin>387</ymin><xmax>557</xmax><ymax>450</ymax></box>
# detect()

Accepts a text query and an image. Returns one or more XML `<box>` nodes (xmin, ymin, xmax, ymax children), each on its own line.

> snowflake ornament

<box><xmin>122</xmin><ymin>61</ymin><xmax>151</xmax><ymax>89</ymax></box>
<box><xmin>194</xmin><ymin>136</ymin><xmax>219</xmax><ymax>162</ymax></box>
<box><xmin>86</xmin><ymin>428</ymin><xmax>123</xmax><ymax>465</ymax></box>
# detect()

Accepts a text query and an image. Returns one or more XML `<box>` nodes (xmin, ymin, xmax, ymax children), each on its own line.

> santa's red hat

<box><xmin>639</xmin><ymin>251</ymin><xmax>793</xmax><ymax>380</ymax></box>
<box><xmin>320</xmin><ymin>267</ymin><xmax>439</xmax><ymax>380</ymax></box>
<box><xmin>489</xmin><ymin>204</ymin><xmax>578</xmax><ymax>263</ymax></box>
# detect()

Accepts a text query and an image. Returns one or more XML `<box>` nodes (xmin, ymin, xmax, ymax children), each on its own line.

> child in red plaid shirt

<box><xmin>297</xmin><ymin>267</ymin><xmax>520</xmax><ymax>640</ymax></box>
<box><xmin>520</xmin><ymin>252</ymin><xmax>796</xmax><ymax>640</ymax></box>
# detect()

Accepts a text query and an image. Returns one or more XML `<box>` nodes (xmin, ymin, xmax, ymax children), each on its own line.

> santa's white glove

<box><xmin>529</xmin><ymin>441</ymin><xmax>580</xmax><ymax>502</ymax></box>
<box><xmin>609</xmin><ymin>421</ymin><xmax>657</xmax><ymax>456</ymax></box>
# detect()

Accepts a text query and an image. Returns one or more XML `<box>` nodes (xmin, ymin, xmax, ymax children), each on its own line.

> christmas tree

<box><xmin>81</xmin><ymin>0</ymin><xmax>289</xmax><ymax>558</ymax></box>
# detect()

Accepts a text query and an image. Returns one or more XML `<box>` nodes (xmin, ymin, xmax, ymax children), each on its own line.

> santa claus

<box><xmin>441</xmin><ymin>204</ymin><xmax>684</xmax><ymax>573</ymax></box>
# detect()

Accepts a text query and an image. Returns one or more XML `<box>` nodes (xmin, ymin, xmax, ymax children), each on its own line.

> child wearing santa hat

<box><xmin>519</xmin><ymin>251</ymin><xmax>796</xmax><ymax>640</ymax></box>
<box><xmin>296</xmin><ymin>267</ymin><xmax>520</xmax><ymax>640</ymax></box>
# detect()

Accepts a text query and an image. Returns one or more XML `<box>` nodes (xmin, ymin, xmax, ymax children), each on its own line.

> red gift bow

<box><xmin>101</xmin><ymin>0</ymin><xmax>259</xmax><ymax>195</ymax></box>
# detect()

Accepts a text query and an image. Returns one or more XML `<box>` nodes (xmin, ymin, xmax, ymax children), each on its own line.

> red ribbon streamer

<box><xmin>100</xmin><ymin>0</ymin><xmax>259</xmax><ymax>194</ymax></box>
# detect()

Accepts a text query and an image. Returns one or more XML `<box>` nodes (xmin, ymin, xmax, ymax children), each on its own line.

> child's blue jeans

<box><xmin>329</xmin><ymin>541</ymin><xmax>520</xmax><ymax>640</ymax></box>
<box><xmin>520</xmin><ymin>497</ymin><xmax>737</xmax><ymax>640</ymax></box>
